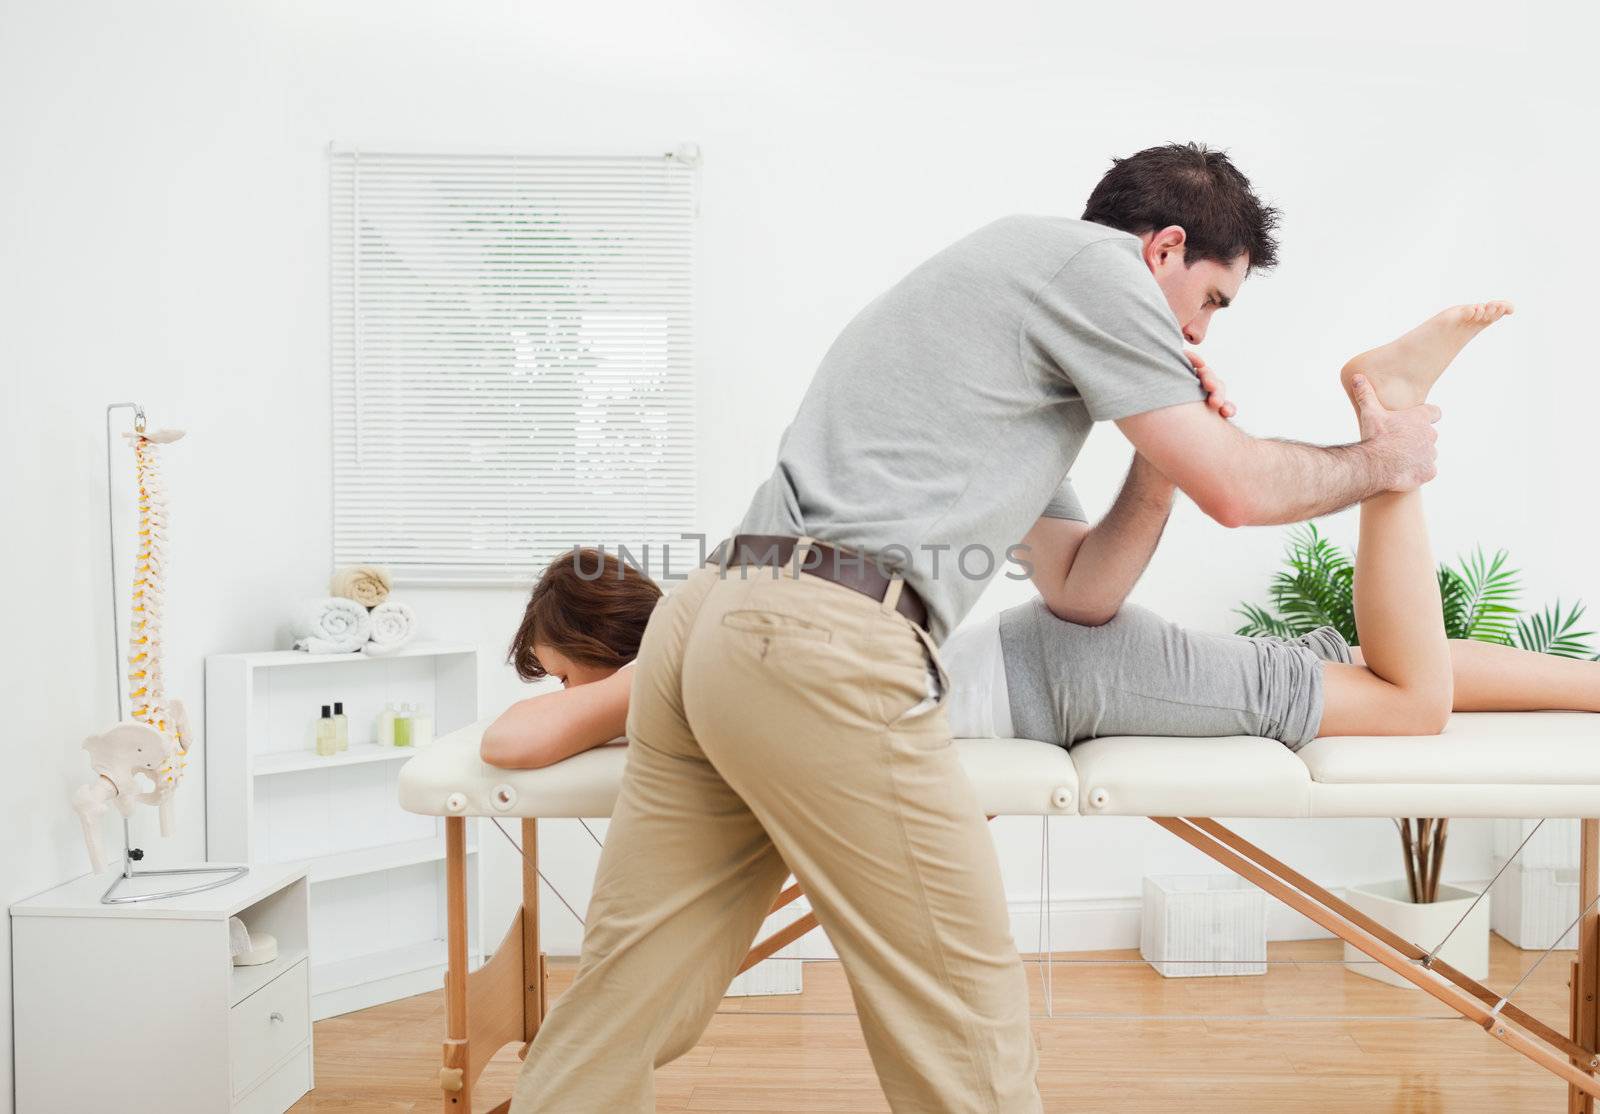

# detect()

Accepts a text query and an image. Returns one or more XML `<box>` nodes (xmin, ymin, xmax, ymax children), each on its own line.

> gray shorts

<box><xmin>997</xmin><ymin>599</ymin><xmax>1353</xmax><ymax>752</ymax></box>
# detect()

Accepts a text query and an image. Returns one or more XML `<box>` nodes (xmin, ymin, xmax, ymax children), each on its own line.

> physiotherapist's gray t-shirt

<box><xmin>736</xmin><ymin>215</ymin><xmax>1206</xmax><ymax>643</ymax></box>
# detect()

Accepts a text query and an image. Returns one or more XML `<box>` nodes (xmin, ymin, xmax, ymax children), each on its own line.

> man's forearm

<box><xmin>1052</xmin><ymin>455</ymin><xmax>1175</xmax><ymax>625</ymax></box>
<box><xmin>1117</xmin><ymin>393</ymin><xmax>1437</xmax><ymax>530</ymax></box>
<box><xmin>1230</xmin><ymin>436</ymin><xmax>1395</xmax><ymax>526</ymax></box>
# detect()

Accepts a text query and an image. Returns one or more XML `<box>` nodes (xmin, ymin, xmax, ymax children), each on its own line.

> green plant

<box><xmin>1236</xmin><ymin>523</ymin><xmax>1598</xmax><ymax>903</ymax></box>
<box><xmin>1236</xmin><ymin>523</ymin><xmax>1597</xmax><ymax>659</ymax></box>
<box><xmin>1234</xmin><ymin>523</ymin><xmax>1356</xmax><ymax>644</ymax></box>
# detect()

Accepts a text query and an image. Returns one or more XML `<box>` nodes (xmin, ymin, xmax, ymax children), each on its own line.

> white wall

<box><xmin>3</xmin><ymin>2</ymin><xmax>1593</xmax><ymax>1108</ymax></box>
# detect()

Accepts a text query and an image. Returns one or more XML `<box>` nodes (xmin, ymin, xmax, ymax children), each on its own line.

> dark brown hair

<box><xmin>507</xmin><ymin>548</ymin><xmax>663</xmax><ymax>681</ymax></box>
<box><xmin>1082</xmin><ymin>142</ymin><xmax>1281</xmax><ymax>272</ymax></box>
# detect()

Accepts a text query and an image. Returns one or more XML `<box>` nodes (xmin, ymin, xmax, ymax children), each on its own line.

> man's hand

<box><xmin>1187</xmin><ymin>349</ymin><xmax>1235</xmax><ymax>420</ymax></box>
<box><xmin>1348</xmin><ymin>373</ymin><xmax>1441</xmax><ymax>492</ymax></box>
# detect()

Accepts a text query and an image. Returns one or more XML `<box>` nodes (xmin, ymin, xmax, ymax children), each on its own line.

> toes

<box><xmin>1460</xmin><ymin>301</ymin><xmax>1515</xmax><ymax>325</ymax></box>
<box><xmin>1466</xmin><ymin>299</ymin><xmax>1515</xmax><ymax>323</ymax></box>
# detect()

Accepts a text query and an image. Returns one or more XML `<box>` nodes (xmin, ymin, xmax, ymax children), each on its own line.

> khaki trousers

<box><xmin>512</xmin><ymin>558</ymin><xmax>1041</xmax><ymax>1113</ymax></box>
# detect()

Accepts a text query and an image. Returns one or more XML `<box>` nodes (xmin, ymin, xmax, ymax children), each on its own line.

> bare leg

<box><xmin>1317</xmin><ymin>489</ymin><xmax>1455</xmax><ymax>736</ymax></box>
<box><xmin>1317</xmin><ymin>305</ymin><xmax>1512</xmax><ymax>737</ymax></box>
<box><xmin>1348</xmin><ymin>641</ymin><xmax>1600</xmax><ymax>713</ymax></box>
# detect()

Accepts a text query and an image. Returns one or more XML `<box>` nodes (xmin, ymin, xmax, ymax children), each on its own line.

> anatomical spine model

<box><xmin>73</xmin><ymin>425</ymin><xmax>191</xmax><ymax>872</ymax></box>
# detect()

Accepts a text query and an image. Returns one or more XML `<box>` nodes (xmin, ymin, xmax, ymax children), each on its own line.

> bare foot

<box><xmin>1340</xmin><ymin>301</ymin><xmax>1514</xmax><ymax>410</ymax></box>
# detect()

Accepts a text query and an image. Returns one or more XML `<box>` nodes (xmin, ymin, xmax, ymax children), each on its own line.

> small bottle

<box><xmin>377</xmin><ymin>703</ymin><xmax>396</xmax><ymax>747</ymax></box>
<box><xmin>315</xmin><ymin>705</ymin><xmax>338</xmax><ymax>757</ymax></box>
<box><xmin>411</xmin><ymin>703</ymin><xmax>433</xmax><ymax>748</ymax></box>
<box><xmin>332</xmin><ymin>701</ymin><xmax>349</xmax><ymax>752</ymax></box>
<box><xmin>394</xmin><ymin>702</ymin><xmax>414</xmax><ymax>748</ymax></box>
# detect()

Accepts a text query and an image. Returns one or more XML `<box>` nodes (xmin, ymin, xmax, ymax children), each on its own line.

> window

<box><xmin>330</xmin><ymin>147</ymin><xmax>697</xmax><ymax>584</ymax></box>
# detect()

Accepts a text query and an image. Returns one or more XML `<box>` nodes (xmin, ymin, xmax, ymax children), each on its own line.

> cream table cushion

<box><xmin>399</xmin><ymin>712</ymin><xmax>1600</xmax><ymax>821</ymax></box>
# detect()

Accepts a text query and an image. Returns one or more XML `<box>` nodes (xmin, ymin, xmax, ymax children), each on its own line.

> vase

<box><xmin>1342</xmin><ymin>879</ymin><xmax>1490</xmax><ymax>990</ymax></box>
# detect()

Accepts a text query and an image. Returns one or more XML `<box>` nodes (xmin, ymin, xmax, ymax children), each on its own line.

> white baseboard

<box><xmin>752</xmin><ymin>891</ymin><xmax>1333</xmax><ymax>962</ymax></box>
<box><xmin>543</xmin><ymin>880</ymin><xmax>1494</xmax><ymax>960</ymax></box>
<box><xmin>1008</xmin><ymin>876</ymin><xmax>1493</xmax><ymax>955</ymax></box>
<box><xmin>313</xmin><ymin>959</ymin><xmax>461</xmax><ymax>1020</ymax></box>
<box><xmin>1005</xmin><ymin>892</ymin><xmax>1335</xmax><ymax>955</ymax></box>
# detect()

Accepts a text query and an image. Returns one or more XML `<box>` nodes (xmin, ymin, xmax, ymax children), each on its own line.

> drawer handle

<box><xmin>269</xmin><ymin>1011</ymin><xmax>285</xmax><ymax>1023</ymax></box>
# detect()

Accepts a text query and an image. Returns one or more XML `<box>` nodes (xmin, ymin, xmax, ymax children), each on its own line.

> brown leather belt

<box><xmin>706</xmin><ymin>534</ymin><xmax>930</xmax><ymax>631</ymax></box>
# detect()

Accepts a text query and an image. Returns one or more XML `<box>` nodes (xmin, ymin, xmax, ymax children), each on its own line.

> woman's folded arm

<box><xmin>480</xmin><ymin>663</ymin><xmax>633</xmax><ymax>769</ymax></box>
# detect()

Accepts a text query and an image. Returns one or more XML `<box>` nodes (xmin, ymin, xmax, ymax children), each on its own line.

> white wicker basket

<box><xmin>1140</xmin><ymin>874</ymin><xmax>1267</xmax><ymax>978</ymax></box>
<box><xmin>1491</xmin><ymin>859</ymin><xmax>1579</xmax><ymax>950</ymax></box>
<box><xmin>1491</xmin><ymin>819</ymin><xmax>1579</xmax><ymax>871</ymax></box>
<box><xmin>725</xmin><ymin>957</ymin><xmax>803</xmax><ymax>997</ymax></box>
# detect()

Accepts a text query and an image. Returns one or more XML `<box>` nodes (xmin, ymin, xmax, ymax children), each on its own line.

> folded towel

<box><xmin>363</xmin><ymin>599</ymin><xmax>416</xmax><ymax>656</ymax></box>
<box><xmin>330</xmin><ymin>564</ymin><xmax>392</xmax><ymax>608</ymax></box>
<box><xmin>292</xmin><ymin>596</ymin><xmax>371</xmax><ymax>654</ymax></box>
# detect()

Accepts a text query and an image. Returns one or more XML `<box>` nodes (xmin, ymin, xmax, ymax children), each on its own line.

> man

<box><xmin>512</xmin><ymin>142</ymin><xmax>1440</xmax><ymax>1112</ymax></box>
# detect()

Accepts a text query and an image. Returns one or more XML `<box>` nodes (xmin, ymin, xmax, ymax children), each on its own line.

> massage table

<box><xmin>399</xmin><ymin>711</ymin><xmax>1600</xmax><ymax>1112</ymax></box>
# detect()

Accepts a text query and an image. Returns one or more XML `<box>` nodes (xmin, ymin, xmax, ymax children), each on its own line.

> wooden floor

<box><xmin>295</xmin><ymin>936</ymin><xmax>1579</xmax><ymax>1112</ymax></box>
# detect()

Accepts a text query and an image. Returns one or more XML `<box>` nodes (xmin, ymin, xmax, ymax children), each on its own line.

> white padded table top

<box><xmin>398</xmin><ymin>712</ymin><xmax>1600</xmax><ymax>820</ymax></box>
<box><xmin>1299</xmin><ymin>712</ymin><xmax>1600</xmax><ymax>818</ymax></box>
<box><xmin>398</xmin><ymin>718</ymin><xmax>1078</xmax><ymax>818</ymax></box>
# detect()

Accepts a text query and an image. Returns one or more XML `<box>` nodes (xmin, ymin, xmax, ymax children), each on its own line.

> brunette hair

<box><xmin>507</xmin><ymin>548</ymin><xmax>662</xmax><ymax>681</ymax></box>
<box><xmin>1082</xmin><ymin>142</ymin><xmax>1281</xmax><ymax>272</ymax></box>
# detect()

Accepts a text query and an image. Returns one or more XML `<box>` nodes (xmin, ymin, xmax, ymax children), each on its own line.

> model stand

<box><xmin>75</xmin><ymin>401</ymin><xmax>246</xmax><ymax>903</ymax></box>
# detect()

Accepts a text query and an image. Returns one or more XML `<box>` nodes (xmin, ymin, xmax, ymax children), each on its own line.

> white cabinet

<box><xmin>206</xmin><ymin>642</ymin><xmax>482</xmax><ymax>1019</ymax></box>
<box><xmin>11</xmin><ymin>864</ymin><xmax>312</xmax><ymax>1114</ymax></box>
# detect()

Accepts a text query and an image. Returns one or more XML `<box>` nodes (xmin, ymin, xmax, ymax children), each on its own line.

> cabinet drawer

<box><xmin>230</xmin><ymin>958</ymin><xmax>310</xmax><ymax>1097</ymax></box>
<box><xmin>236</xmin><ymin>1044</ymin><xmax>312</xmax><ymax>1114</ymax></box>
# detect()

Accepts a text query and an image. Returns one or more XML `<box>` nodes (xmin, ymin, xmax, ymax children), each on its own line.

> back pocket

<box><xmin>721</xmin><ymin>609</ymin><xmax>833</xmax><ymax>644</ymax></box>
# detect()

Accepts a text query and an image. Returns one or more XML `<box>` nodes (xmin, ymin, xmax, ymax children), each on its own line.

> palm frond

<box><xmin>1269</xmin><ymin>565</ymin><xmax>1357</xmax><ymax>642</ymax></box>
<box><xmin>1515</xmin><ymin>601</ymin><xmax>1599</xmax><ymax>659</ymax></box>
<box><xmin>1437</xmin><ymin>566</ymin><xmax>1472</xmax><ymax>640</ymax></box>
<box><xmin>1234</xmin><ymin>602</ymin><xmax>1297</xmax><ymax>639</ymax></box>
<box><xmin>1252</xmin><ymin>523</ymin><xmax>1359</xmax><ymax>641</ymax></box>
<box><xmin>1451</xmin><ymin>547</ymin><xmax>1522</xmax><ymax>645</ymax></box>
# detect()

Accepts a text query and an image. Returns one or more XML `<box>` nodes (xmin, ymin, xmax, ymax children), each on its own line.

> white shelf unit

<box><xmin>207</xmin><ymin>641</ymin><xmax>482</xmax><ymax>1020</ymax></box>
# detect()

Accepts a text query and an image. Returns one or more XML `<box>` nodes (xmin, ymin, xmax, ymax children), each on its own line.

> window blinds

<box><xmin>330</xmin><ymin>148</ymin><xmax>697</xmax><ymax>585</ymax></box>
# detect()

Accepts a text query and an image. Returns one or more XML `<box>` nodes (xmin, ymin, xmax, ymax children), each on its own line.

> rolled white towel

<box><xmin>292</xmin><ymin>596</ymin><xmax>371</xmax><ymax>654</ymax></box>
<box><xmin>363</xmin><ymin>599</ymin><xmax>416</xmax><ymax>656</ymax></box>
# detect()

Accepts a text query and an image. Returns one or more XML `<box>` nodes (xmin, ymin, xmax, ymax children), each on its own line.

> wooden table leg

<box><xmin>1570</xmin><ymin>819</ymin><xmax>1600</xmax><ymax>1114</ymax></box>
<box><xmin>522</xmin><ymin>818</ymin><xmax>544</xmax><ymax>1040</ymax></box>
<box><xmin>442</xmin><ymin>816</ymin><xmax>470</xmax><ymax>1111</ymax></box>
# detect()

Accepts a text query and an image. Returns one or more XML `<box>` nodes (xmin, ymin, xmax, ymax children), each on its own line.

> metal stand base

<box><xmin>99</xmin><ymin>820</ymin><xmax>250</xmax><ymax>905</ymax></box>
<box><xmin>101</xmin><ymin>864</ymin><xmax>251</xmax><ymax>905</ymax></box>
